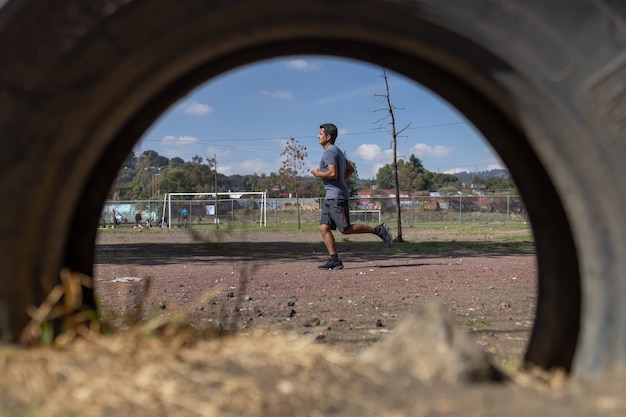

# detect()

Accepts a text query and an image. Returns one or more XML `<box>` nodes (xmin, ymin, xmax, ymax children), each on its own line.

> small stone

<box><xmin>304</xmin><ymin>318</ymin><xmax>321</xmax><ymax>327</ymax></box>
<box><xmin>281</xmin><ymin>309</ymin><xmax>296</xmax><ymax>318</ymax></box>
<box><xmin>376</xmin><ymin>319</ymin><xmax>385</xmax><ymax>327</ymax></box>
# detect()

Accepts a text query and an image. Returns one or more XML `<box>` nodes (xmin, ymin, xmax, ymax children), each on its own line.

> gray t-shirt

<box><xmin>319</xmin><ymin>144</ymin><xmax>350</xmax><ymax>199</ymax></box>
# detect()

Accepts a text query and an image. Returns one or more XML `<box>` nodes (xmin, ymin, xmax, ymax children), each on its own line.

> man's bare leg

<box><xmin>319</xmin><ymin>223</ymin><xmax>337</xmax><ymax>255</ymax></box>
<box><xmin>341</xmin><ymin>224</ymin><xmax>375</xmax><ymax>234</ymax></box>
<box><xmin>343</xmin><ymin>223</ymin><xmax>394</xmax><ymax>247</ymax></box>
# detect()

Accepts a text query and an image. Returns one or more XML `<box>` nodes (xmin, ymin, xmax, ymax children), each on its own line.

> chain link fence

<box><xmin>101</xmin><ymin>195</ymin><xmax>527</xmax><ymax>229</ymax></box>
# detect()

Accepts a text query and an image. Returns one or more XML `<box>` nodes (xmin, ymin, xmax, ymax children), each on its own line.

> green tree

<box><xmin>223</xmin><ymin>174</ymin><xmax>249</xmax><ymax>191</ymax></box>
<box><xmin>141</xmin><ymin>150</ymin><xmax>169</xmax><ymax>168</ymax></box>
<box><xmin>300</xmin><ymin>176</ymin><xmax>325</xmax><ymax>198</ymax></box>
<box><xmin>360</xmin><ymin>179</ymin><xmax>375</xmax><ymax>189</ymax></box>
<box><xmin>169</xmin><ymin>157</ymin><xmax>185</xmax><ymax>168</ymax></box>
<box><xmin>409</xmin><ymin>154</ymin><xmax>423</xmax><ymax>169</ymax></box>
<box><xmin>472</xmin><ymin>175</ymin><xmax>486</xmax><ymax>185</ymax></box>
<box><xmin>375</xmin><ymin>164</ymin><xmax>395</xmax><ymax>190</ymax></box>
<box><xmin>431</xmin><ymin>172</ymin><xmax>462</xmax><ymax>191</ymax></box>
<box><xmin>396</xmin><ymin>158</ymin><xmax>425</xmax><ymax>191</ymax></box>
<box><xmin>246</xmin><ymin>173</ymin><xmax>262</xmax><ymax>192</ymax></box>
<box><xmin>246</xmin><ymin>172</ymin><xmax>283</xmax><ymax>197</ymax></box>
<box><xmin>438</xmin><ymin>185</ymin><xmax>460</xmax><ymax>196</ymax></box>
<box><xmin>345</xmin><ymin>159</ymin><xmax>360</xmax><ymax>196</ymax></box>
<box><xmin>131</xmin><ymin>154</ymin><xmax>154</xmax><ymax>199</ymax></box>
<box><xmin>485</xmin><ymin>176</ymin><xmax>515</xmax><ymax>193</ymax></box>
<box><xmin>184</xmin><ymin>155</ymin><xmax>213</xmax><ymax>192</ymax></box>
<box><xmin>158</xmin><ymin>167</ymin><xmax>192</xmax><ymax>193</ymax></box>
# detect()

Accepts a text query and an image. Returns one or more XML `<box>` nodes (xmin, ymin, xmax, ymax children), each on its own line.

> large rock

<box><xmin>357</xmin><ymin>303</ymin><xmax>500</xmax><ymax>383</ymax></box>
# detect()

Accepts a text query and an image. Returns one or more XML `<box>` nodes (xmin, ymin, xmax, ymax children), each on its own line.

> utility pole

<box><xmin>214</xmin><ymin>153</ymin><xmax>219</xmax><ymax>229</ymax></box>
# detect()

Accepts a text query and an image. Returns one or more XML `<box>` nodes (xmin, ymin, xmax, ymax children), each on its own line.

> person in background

<box><xmin>181</xmin><ymin>208</ymin><xmax>189</xmax><ymax>227</ymax></box>
<box><xmin>112</xmin><ymin>208</ymin><xmax>119</xmax><ymax>228</ymax></box>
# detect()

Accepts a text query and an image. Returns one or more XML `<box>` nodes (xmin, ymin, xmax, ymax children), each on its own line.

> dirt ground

<box><xmin>1</xmin><ymin>227</ymin><xmax>625</xmax><ymax>416</ymax></box>
<box><xmin>93</xmin><ymin>228</ymin><xmax>537</xmax><ymax>368</ymax></box>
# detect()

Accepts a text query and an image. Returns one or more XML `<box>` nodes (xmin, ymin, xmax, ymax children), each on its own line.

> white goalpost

<box><xmin>165</xmin><ymin>192</ymin><xmax>267</xmax><ymax>228</ymax></box>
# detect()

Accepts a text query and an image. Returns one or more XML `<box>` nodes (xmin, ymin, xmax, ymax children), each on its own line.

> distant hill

<box><xmin>453</xmin><ymin>169</ymin><xmax>509</xmax><ymax>184</ymax></box>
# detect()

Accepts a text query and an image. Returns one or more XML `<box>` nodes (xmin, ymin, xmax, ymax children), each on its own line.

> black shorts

<box><xmin>320</xmin><ymin>199</ymin><xmax>351</xmax><ymax>232</ymax></box>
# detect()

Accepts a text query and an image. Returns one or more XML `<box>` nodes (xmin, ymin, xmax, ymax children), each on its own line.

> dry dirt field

<box><xmin>1</xmin><ymin>226</ymin><xmax>625</xmax><ymax>416</ymax></box>
<box><xmin>93</xmin><ymin>227</ymin><xmax>537</xmax><ymax>368</ymax></box>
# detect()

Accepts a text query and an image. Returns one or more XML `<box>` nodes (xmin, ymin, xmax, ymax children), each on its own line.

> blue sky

<box><xmin>136</xmin><ymin>56</ymin><xmax>504</xmax><ymax>180</ymax></box>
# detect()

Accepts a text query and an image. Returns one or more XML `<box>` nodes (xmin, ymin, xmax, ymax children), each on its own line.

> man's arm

<box><xmin>345</xmin><ymin>161</ymin><xmax>355</xmax><ymax>180</ymax></box>
<box><xmin>312</xmin><ymin>163</ymin><xmax>337</xmax><ymax>179</ymax></box>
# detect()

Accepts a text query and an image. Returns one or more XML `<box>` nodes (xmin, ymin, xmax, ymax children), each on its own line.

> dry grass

<box><xmin>1</xmin><ymin>286</ymin><xmax>614</xmax><ymax>417</ymax></box>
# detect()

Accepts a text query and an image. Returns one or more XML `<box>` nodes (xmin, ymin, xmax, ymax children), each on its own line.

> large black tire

<box><xmin>0</xmin><ymin>0</ymin><xmax>624</xmax><ymax>378</ymax></box>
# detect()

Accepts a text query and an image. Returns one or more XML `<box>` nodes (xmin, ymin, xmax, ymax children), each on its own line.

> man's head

<box><xmin>320</xmin><ymin>123</ymin><xmax>338</xmax><ymax>144</ymax></box>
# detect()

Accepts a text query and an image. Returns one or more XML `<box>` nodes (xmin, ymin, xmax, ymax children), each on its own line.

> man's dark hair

<box><xmin>320</xmin><ymin>123</ymin><xmax>338</xmax><ymax>143</ymax></box>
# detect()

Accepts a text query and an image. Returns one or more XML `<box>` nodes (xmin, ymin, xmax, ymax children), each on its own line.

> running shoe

<box><xmin>375</xmin><ymin>223</ymin><xmax>393</xmax><ymax>247</ymax></box>
<box><xmin>318</xmin><ymin>258</ymin><xmax>344</xmax><ymax>270</ymax></box>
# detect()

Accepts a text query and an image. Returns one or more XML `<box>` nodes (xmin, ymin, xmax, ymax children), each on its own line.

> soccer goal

<box><xmin>165</xmin><ymin>192</ymin><xmax>267</xmax><ymax>228</ymax></box>
<box><xmin>349</xmin><ymin>209</ymin><xmax>381</xmax><ymax>224</ymax></box>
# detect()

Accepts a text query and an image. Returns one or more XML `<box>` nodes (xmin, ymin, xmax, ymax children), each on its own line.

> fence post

<box><xmin>507</xmin><ymin>195</ymin><xmax>510</xmax><ymax>223</ymax></box>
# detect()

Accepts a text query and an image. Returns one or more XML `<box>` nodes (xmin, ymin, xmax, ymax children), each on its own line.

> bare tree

<box><xmin>279</xmin><ymin>137</ymin><xmax>308</xmax><ymax>229</ymax></box>
<box><xmin>373</xmin><ymin>68</ymin><xmax>410</xmax><ymax>242</ymax></box>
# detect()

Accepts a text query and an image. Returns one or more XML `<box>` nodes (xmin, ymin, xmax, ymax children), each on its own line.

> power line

<box><xmin>138</xmin><ymin>121</ymin><xmax>470</xmax><ymax>145</ymax></box>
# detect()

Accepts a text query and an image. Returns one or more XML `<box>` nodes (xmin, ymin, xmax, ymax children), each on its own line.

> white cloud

<box><xmin>354</xmin><ymin>144</ymin><xmax>395</xmax><ymax>178</ymax></box>
<box><xmin>217</xmin><ymin>164</ymin><xmax>234</xmax><ymax>176</ymax></box>
<box><xmin>180</xmin><ymin>100</ymin><xmax>213</xmax><ymax>116</ymax></box>
<box><xmin>442</xmin><ymin>163</ymin><xmax>506</xmax><ymax>175</ymax></box>
<box><xmin>355</xmin><ymin>144</ymin><xmax>394</xmax><ymax>163</ymax></box>
<box><xmin>409</xmin><ymin>143</ymin><xmax>453</xmax><ymax>158</ymax></box>
<box><xmin>156</xmin><ymin>136</ymin><xmax>206</xmax><ymax>162</ymax></box>
<box><xmin>260</xmin><ymin>90</ymin><xmax>294</xmax><ymax>100</ymax></box>
<box><xmin>162</xmin><ymin>135</ymin><xmax>199</xmax><ymax>145</ymax></box>
<box><xmin>285</xmin><ymin>59</ymin><xmax>321</xmax><ymax>73</ymax></box>
<box><xmin>239</xmin><ymin>159</ymin><xmax>267</xmax><ymax>174</ymax></box>
<box><xmin>355</xmin><ymin>144</ymin><xmax>382</xmax><ymax>161</ymax></box>
<box><xmin>443</xmin><ymin>167</ymin><xmax>472</xmax><ymax>175</ymax></box>
<box><xmin>487</xmin><ymin>162</ymin><xmax>506</xmax><ymax>170</ymax></box>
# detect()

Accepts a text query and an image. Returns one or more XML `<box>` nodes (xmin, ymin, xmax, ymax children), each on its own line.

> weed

<box><xmin>465</xmin><ymin>318</ymin><xmax>488</xmax><ymax>327</ymax></box>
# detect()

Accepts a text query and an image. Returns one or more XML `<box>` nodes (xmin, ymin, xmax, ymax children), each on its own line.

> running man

<box><xmin>311</xmin><ymin>123</ymin><xmax>393</xmax><ymax>270</ymax></box>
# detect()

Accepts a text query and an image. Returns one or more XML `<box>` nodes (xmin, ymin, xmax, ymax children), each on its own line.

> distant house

<box><xmin>471</xmin><ymin>183</ymin><xmax>487</xmax><ymax>196</ymax></box>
